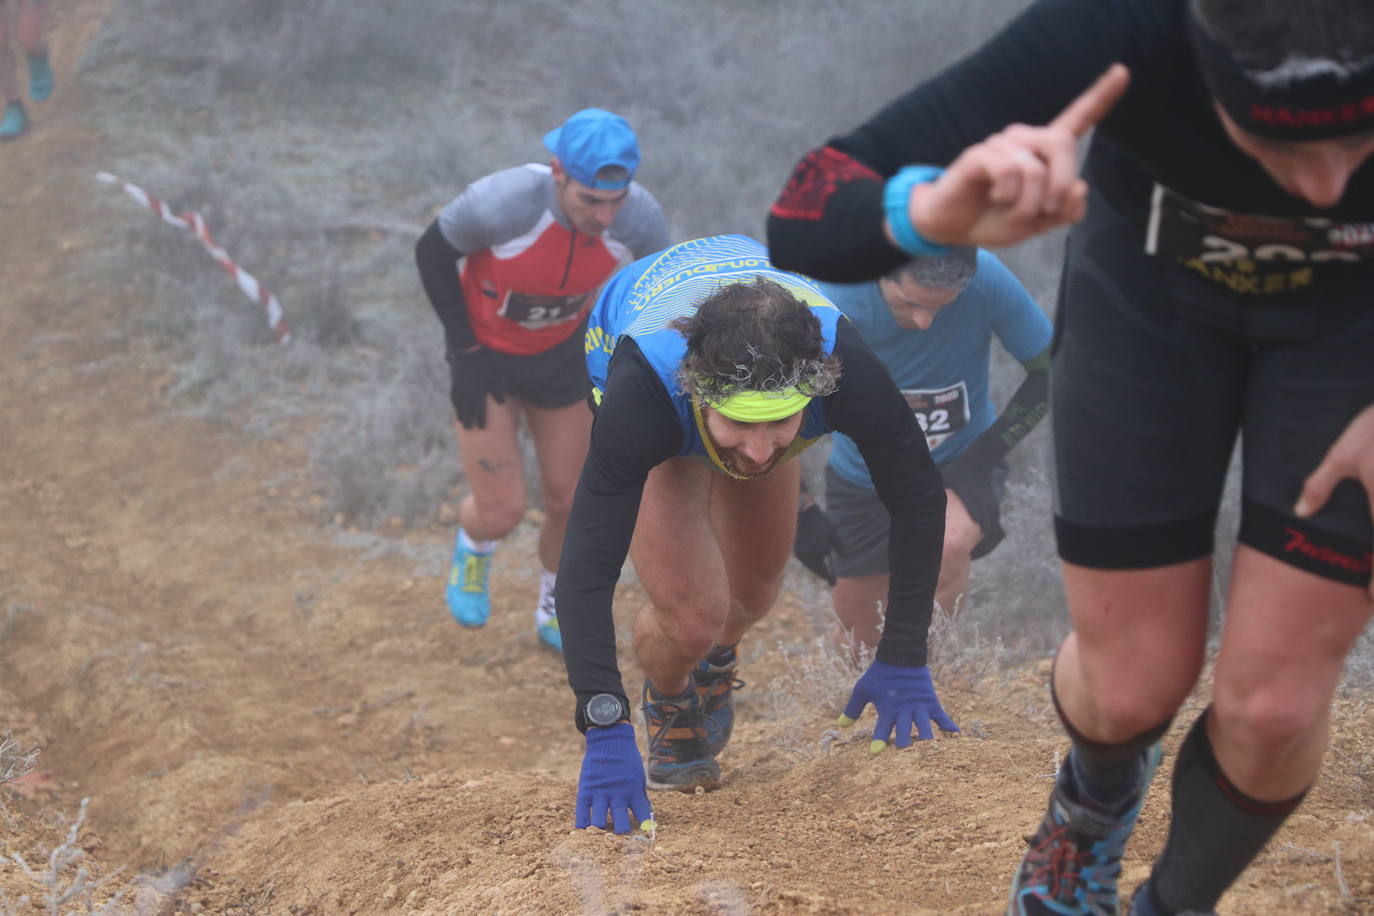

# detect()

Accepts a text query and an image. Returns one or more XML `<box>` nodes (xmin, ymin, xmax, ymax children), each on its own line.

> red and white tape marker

<box><xmin>96</xmin><ymin>171</ymin><xmax>291</xmax><ymax>345</ymax></box>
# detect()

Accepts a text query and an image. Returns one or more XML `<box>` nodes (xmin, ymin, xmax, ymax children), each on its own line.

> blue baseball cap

<box><xmin>542</xmin><ymin>108</ymin><xmax>640</xmax><ymax>190</ymax></box>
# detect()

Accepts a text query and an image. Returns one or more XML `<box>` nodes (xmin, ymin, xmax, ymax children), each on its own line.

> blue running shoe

<box><xmin>445</xmin><ymin>531</ymin><xmax>491</xmax><ymax>627</ymax></box>
<box><xmin>535</xmin><ymin>589</ymin><xmax>562</xmax><ymax>652</ymax></box>
<box><xmin>693</xmin><ymin>654</ymin><xmax>744</xmax><ymax>757</ymax></box>
<box><xmin>28</xmin><ymin>52</ymin><xmax>53</xmax><ymax>102</ymax></box>
<box><xmin>0</xmin><ymin>101</ymin><xmax>27</xmax><ymax>141</ymax></box>
<box><xmin>641</xmin><ymin>682</ymin><xmax>720</xmax><ymax>793</ymax></box>
<box><xmin>1008</xmin><ymin>744</ymin><xmax>1163</xmax><ymax>916</ymax></box>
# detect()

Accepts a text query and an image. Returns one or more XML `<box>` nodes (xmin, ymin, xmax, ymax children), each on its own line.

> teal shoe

<box><xmin>535</xmin><ymin>589</ymin><xmax>562</xmax><ymax>652</ymax></box>
<box><xmin>445</xmin><ymin>531</ymin><xmax>491</xmax><ymax>627</ymax></box>
<box><xmin>537</xmin><ymin>615</ymin><xmax>562</xmax><ymax>652</ymax></box>
<box><xmin>0</xmin><ymin>101</ymin><xmax>27</xmax><ymax>141</ymax></box>
<box><xmin>28</xmin><ymin>52</ymin><xmax>53</xmax><ymax>102</ymax></box>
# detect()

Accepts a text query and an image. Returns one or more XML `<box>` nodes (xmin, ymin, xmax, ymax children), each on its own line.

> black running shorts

<box><xmin>451</xmin><ymin>320</ymin><xmax>590</xmax><ymax>414</ymax></box>
<box><xmin>1053</xmin><ymin>191</ymin><xmax>1374</xmax><ymax>586</ymax></box>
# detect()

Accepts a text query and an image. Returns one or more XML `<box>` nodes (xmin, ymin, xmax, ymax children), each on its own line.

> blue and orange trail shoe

<box><xmin>0</xmin><ymin>101</ymin><xmax>27</xmax><ymax>141</ymax></box>
<box><xmin>641</xmin><ymin>681</ymin><xmax>720</xmax><ymax>792</ymax></box>
<box><xmin>445</xmin><ymin>530</ymin><xmax>491</xmax><ymax>627</ymax></box>
<box><xmin>1008</xmin><ymin>744</ymin><xmax>1163</xmax><ymax>916</ymax></box>
<box><xmin>28</xmin><ymin>52</ymin><xmax>53</xmax><ymax>102</ymax></box>
<box><xmin>693</xmin><ymin>652</ymin><xmax>744</xmax><ymax>757</ymax></box>
<box><xmin>535</xmin><ymin>591</ymin><xmax>562</xmax><ymax>653</ymax></box>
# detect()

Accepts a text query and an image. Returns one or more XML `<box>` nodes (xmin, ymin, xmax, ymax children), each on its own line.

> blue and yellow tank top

<box><xmin>585</xmin><ymin>235</ymin><xmax>842</xmax><ymax>476</ymax></box>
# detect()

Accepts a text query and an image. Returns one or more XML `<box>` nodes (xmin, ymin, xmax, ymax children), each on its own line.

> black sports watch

<box><xmin>584</xmin><ymin>693</ymin><xmax>629</xmax><ymax>728</ymax></box>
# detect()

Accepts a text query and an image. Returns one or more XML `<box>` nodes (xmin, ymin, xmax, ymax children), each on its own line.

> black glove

<box><xmin>446</xmin><ymin>347</ymin><xmax>505</xmax><ymax>430</ymax></box>
<box><xmin>794</xmin><ymin>501</ymin><xmax>838</xmax><ymax>586</ymax></box>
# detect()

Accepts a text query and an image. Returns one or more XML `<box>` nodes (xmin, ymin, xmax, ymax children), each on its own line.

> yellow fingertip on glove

<box><xmin>869</xmin><ymin>739</ymin><xmax>888</xmax><ymax>755</ymax></box>
<box><xmin>837</xmin><ymin>714</ymin><xmax>857</xmax><ymax>727</ymax></box>
<box><xmin>640</xmin><ymin>819</ymin><xmax>657</xmax><ymax>832</ymax></box>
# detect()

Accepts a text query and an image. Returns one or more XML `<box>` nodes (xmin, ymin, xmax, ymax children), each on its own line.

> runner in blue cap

<box><xmin>416</xmin><ymin>108</ymin><xmax>669</xmax><ymax>651</ymax></box>
<box><xmin>542</xmin><ymin>108</ymin><xmax>641</xmax><ymax>190</ymax></box>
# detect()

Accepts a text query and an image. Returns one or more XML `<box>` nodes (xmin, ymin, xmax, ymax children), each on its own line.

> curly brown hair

<box><xmin>670</xmin><ymin>277</ymin><xmax>841</xmax><ymax>405</ymax></box>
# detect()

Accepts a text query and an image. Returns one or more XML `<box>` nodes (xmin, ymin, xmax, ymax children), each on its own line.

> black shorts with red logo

<box><xmin>1052</xmin><ymin>190</ymin><xmax>1373</xmax><ymax>586</ymax></box>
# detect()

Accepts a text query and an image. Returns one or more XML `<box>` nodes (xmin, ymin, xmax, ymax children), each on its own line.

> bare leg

<box><xmin>452</xmin><ymin>396</ymin><xmax>527</xmax><ymax>542</ymax></box>
<box><xmin>1210</xmin><ymin>546</ymin><xmax>1374</xmax><ymax>798</ymax></box>
<box><xmin>0</xmin><ymin>4</ymin><xmax>17</xmax><ymax>104</ymax></box>
<box><xmin>629</xmin><ymin>458</ymin><xmax>801</xmax><ymax>694</ymax></box>
<box><xmin>831</xmin><ymin>573</ymin><xmax>887</xmax><ymax>659</ymax></box>
<box><xmin>523</xmin><ymin>399</ymin><xmax>592</xmax><ymax>574</ymax></box>
<box><xmin>935</xmin><ymin>488</ymin><xmax>981</xmax><ymax>616</ymax></box>
<box><xmin>710</xmin><ymin>459</ymin><xmax>800</xmax><ymax>647</ymax></box>
<box><xmin>630</xmin><ymin>458</ymin><xmax>724</xmax><ymax>696</ymax></box>
<box><xmin>16</xmin><ymin>0</ymin><xmax>42</xmax><ymax>54</ymax></box>
<box><xmin>1054</xmin><ymin>558</ymin><xmax>1212</xmax><ymax>741</ymax></box>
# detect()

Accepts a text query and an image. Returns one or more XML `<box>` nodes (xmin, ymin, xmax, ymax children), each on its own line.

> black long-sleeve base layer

<box><xmin>555</xmin><ymin>323</ymin><xmax>946</xmax><ymax>730</ymax></box>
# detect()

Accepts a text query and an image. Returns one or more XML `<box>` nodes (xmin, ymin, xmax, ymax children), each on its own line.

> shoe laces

<box><xmin>1025</xmin><ymin>811</ymin><xmax>1126</xmax><ymax>905</ymax></box>
<box><xmin>459</xmin><ymin>552</ymin><xmax>490</xmax><ymax>592</ymax></box>
<box><xmin>642</xmin><ymin>693</ymin><xmax>718</xmax><ymax>751</ymax></box>
<box><xmin>694</xmin><ymin>662</ymin><xmax>746</xmax><ymax>694</ymax></box>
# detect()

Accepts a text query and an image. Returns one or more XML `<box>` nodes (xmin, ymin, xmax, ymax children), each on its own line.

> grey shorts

<box><xmin>827</xmin><ymin>462</ymin><xmax>1008</xmax><ymax>579</ymax></box>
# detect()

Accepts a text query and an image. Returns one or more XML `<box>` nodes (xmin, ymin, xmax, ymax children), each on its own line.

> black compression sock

<box><xmin>704</xmin><ymin>643</ymin><xmax>737</xmax><ymax>667</ymax></box>
<box><xmin>1052</xmin><ymin>670</ymin><xmax>1170</xmax><ymax>810</ymax></box>
<box><xmin>1147</xmin><ymin>708</ymin><xmax>1307</xmax><ymax>913</ymax></box>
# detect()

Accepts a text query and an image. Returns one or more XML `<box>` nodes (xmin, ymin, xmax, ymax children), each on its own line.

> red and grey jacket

<box><xmin>417</xmin><ymin>163</ymin><xmax>670</xmax><ymax>357</ymax></box>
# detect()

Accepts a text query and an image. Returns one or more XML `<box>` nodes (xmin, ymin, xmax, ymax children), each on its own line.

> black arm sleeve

<box><xmin>415</xmin><ymin>220</ymin><xmax>478</xmax><ymax>353</ymax></box>
<box><xmin>823</xmin><ymin>322</ymin><xmax>946</xmax><ymax>667</ymax></box>
<box><xmin>955</xmin><ymin>347</ymin><xmax>1050</xmax><ymax>473</ymax></box>
<box><xmin>767</xmin><ymin>0</ymin><xmax>1133</xmax><ymax>281</ymax></box>
<box><xmin>555</xmin><ymin>339</ymin><xmax>684</xmax><ymax>730</ymax></box>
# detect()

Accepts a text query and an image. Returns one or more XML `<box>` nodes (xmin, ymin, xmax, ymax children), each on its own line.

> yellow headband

<box><xmin>711</xmin><ymin>388</ymin><xmax>811</xmax><ymax>423</ymax></box>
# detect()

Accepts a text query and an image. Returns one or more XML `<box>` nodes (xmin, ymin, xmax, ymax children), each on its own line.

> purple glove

<box><xmin>574</xmin><ymin>722</ymin><xmax>654</xmax><ymax>834</ymax></box>
<box><xmin>840</xmin><ymin>659</ymin><xmax>959</xmax><ymax>752</ymax></box>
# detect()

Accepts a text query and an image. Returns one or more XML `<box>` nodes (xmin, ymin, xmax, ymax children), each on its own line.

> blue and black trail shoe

<box><xmin>1008</xmin><ymin>744</ymin><xmax>1163</xmax><ymax>916</ymax></box>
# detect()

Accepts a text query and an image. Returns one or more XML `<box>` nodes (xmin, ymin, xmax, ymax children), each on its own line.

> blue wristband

<box><xmin>883</xmin><ymin>165</ymin><xmax>950</xmax><ymax>257</ymax></box>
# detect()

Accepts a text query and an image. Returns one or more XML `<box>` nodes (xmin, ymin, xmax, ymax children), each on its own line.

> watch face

<box><xmin>586</xmin><ymin>694</ymin><xmax>624</xmax><ymax>726</ymax></box>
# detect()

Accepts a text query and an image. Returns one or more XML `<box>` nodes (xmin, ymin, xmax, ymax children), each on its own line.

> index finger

<box><xmin>1050</xmin><ymin>63</ymin><xmax>1131</xmax><ymax>137</ymax></box>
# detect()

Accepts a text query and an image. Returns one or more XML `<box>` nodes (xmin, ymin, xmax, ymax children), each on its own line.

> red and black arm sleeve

<box><xmin>767</xmin><ymin>0</ymin><xmax>1131</xmax><ymax>282</ymax></box>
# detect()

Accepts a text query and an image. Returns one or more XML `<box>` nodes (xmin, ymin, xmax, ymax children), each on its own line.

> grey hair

<box><xmin>887</xmin><ymin>246</ymin><xmax>978</xmax><ymax>291</ymax></box>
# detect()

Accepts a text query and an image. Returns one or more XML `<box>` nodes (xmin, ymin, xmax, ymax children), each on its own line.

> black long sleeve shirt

<box><xmin>767</xmin><ymin>0</ymin><xmax>1374</xmax><ymax>285</ymax></box>
<box><xmin>556</xmin><ymin>324</ymin><xmax>946</xmax><ymax>727</ymax></box>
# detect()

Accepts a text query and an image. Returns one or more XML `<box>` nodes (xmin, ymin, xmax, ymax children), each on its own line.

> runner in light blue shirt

<box><xmin>795</xmin><ymin>247</ymin><xmax>1051</xmax><ymax>655</ymax></box>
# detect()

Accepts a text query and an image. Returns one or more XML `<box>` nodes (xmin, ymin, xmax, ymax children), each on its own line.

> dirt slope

<box><xmin>3</xmin><ymin>4</ymin><xmax>1374</xmax><ymax>913</ymax></box>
